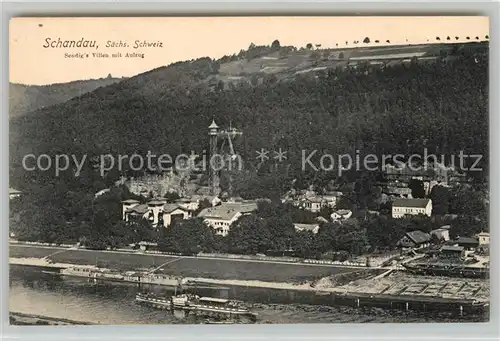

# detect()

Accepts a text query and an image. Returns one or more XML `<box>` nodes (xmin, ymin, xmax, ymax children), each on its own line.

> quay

<box><xmin>9</xmin><ymin>248</ymin><xmax>489</xmax><ymax>317</ymax></box>
<box><xmin>186</xmin><ymin>276</ymin><xmax>489</xmax><ymax>316</ymax></box>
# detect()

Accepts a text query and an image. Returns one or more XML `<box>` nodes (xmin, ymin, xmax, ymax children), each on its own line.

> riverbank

<box><xmin>10</xmin><ymin>244</ymin><xmax>358</xmax><ymax>282</ymax></box>
<box><xmin>10</xmin><ymin>312</ymin><xmax>92</xmax><ymax>326</ymax></box>
<box><xmin>10</xmin><ymin>261</ymin><xmax>489</xmax><ymax>317</ymax></box>
<box><xmin>10</xmin><ymin>240</ymin><xmax>370</xmax><ymax>266</ymax></box>
<box><xmin>9</xmin><ymin>244</ymin><xmax>490</xmax><ymax>316</ymax></box>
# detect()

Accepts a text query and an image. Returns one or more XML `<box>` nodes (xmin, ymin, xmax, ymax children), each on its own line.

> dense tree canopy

<box><xmin>9</xmin><ymin>42</ymin><xmax>489</xmax><ymax>255</ymax></box>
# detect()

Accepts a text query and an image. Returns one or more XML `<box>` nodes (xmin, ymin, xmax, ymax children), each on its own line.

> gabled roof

<box><xmin>305</xmin><ymin>196</ymin><xmax>325</xmax><ymax>203</ymax></box>
<box><xmin>440</xmin><ymin>245</ymin><xmax>464</xmax><ymax>252</ymax></box>
<box><xmin>198</xmin><ymin>202</ymin><xmax>257</xmax><ymax>221</ymax></box>
<box><xmin>393</xmin><ymin>198</ymin><xmax>430</xmax><ymax>208</ymax></box>
<box><xmin>405</xmin><ymin>230</ymin><xmax>431</xmax><ymax>244</ymax></box>
<box><xmin>148</xmin><ymin>199</ymin><xmax>167</xmax><ymax>205</ymax></box>
<box><xmin>456</xmin><ymin>237</ymin><xmax>479</xmax><ymax>245</ymax></box>
<box><xmin>126</xmin><ymin>204</ymin><xmax>148</xmax><ymax>214</ymax></box>
<box><xmin>122</xmin><ymin>199</ymin><xmax>140</xmax><ymax>204</ymax></box>
<box><xmin>208</xmin><ymin>119</ymin><xmax>219</xmax><ymax>129</ymax></box>
<box><xmin>431</xmin><ymin>228</ymin><xmax>449</xmax><ymax>233</ymax></box>
<box><xmin>163</xmin><ymin>203</ymin><xmax>189</xmax><ymax>214</ymax></box>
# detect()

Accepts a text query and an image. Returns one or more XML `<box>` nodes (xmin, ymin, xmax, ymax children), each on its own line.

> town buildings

<box><xmin>331</xmin><ymin>209</ymin><xmax>353</xmax><ymax>222</ymax></box>
<box><xmin>455</xmin><ymin>237</ymin><xmax>479</xmax><ymax>251</ymax></box>
<box><xmin>282</xmin><ymin>190</ymin><xmax>342</xmax><ymax>213</ymax></box>
<box><xmin>122</xmin><ymin>198</ymin><xmax>192</xmax><ymax>228</ymax></box>
<box><xmin>293</xmin><ymin>223</ymin><xmax>320</xmax><ymax>234</ymax></box>
<box><xmin>439</xmin><ymin>245</ymin><xmax>465</xmax><ymax>260</ymax></box>
<box><xmin>476</xmin><ymin>232</ymin><xmax>490</xmax><ymax>246</ymax></box>
<box><xmin>430</xmin><ymin>226</ymin><xmax>451</xmax><ymax>242</ymax></box>
<box><xmin>197</xmin><ymin>201</ymin><xmax>258</xmax><ymax>236</ymax></box>
<box><xmin>162</xmin><ymin>204</ymin><xmax>192</xmax><ymax>227</ymax></box>
<box><xmin>147</xmin><ymin>199</ymin><xmax>167</xmax><ymax>227</ymax></box>
<box><xmin>174</xmin><ymin>195</ymin><xmax>220</xmax><ymax>211</ymax></box>
<box><xmin>391</xmin><ymin>198</ymin><xmax>432</xmax><ymax>218</ymax></box>
<box><xmin>397</xmin><ymin>230</ymin><xmax>431</xmax><ymax>249</ymax></box>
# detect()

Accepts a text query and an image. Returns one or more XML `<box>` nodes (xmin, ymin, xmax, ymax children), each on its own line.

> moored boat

<box><xmin>135</xmin><ymin>293</ymin><xmax>258</xmax><ymax>321</ymax></box>
<box><xmin>135</xmin><ymin>292</ymin><xmax>172</xmax><ymax>308</ymax></box>
<box><xmin>55</xmin><ymin>266</ymin><xmax>184</xmax><ymax>286</ymax></box>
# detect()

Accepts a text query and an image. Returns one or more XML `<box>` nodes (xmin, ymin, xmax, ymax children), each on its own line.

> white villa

<box><xmin>392</xmin><ymin>198</ymin><xmax>432</xmax><ymax>219</ymax></box>
<box><xmin>331</xmin><ymin>209</ymin><xmax>353</xmax><ymax>222</ymax></box>
<box><xmin>197</xmin><ymin>202</ymin><xmax>258</xmax><ymax>236</ymax></box>
<box><xmin>122</xmin><ymin>199</ymin><xmax>191</xmax><ymax>228</ymax></box>
<box><xmin>476</xmin><ymin>231</ymin><xmax>490</xmax><ymax>245</ymax></box>
<box><xmin>293</xmin><ymin>223</ymin><xmax>320</xmax><ymax>234</ymax></box>
<box><xmin>162</xmin><ymin>204</ymin><xmax>192</xmax><ymax>227</ymax></box>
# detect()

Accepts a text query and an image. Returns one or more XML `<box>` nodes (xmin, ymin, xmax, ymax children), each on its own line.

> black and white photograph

<box><xmin>8</xmin><ymin>16</ymin><xmax>489</xmax><ymax>326</ymax></box>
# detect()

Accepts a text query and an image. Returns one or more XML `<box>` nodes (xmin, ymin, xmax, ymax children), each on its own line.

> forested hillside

<box><xmin>9</xmin><ymin>76</ymin><xmax>124</xmax><ymax>119</ymax></box>
<box><xmin>10</xmin><ymin>43</ymin><xmax>488</xmax><ymax>196</ymax></box>
<box><xmin>9</xmin><ymin>42</ymin><xmax>489</xmax><ymax>250</ymax></box>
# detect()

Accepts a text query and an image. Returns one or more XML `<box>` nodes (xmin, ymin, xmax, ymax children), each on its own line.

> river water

<box><xmin>9</xmin><ymin>265</ymin><xmax>487</xmax><ymax>325</ymax></box>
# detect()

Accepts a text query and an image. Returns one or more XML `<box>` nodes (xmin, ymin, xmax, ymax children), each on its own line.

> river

<box><xmin>9</xmin><ymin>265</ymin><xmax>488</xmax><ymax>324</ymax></box>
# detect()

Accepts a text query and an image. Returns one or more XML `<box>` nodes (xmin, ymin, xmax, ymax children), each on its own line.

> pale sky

<box><xmin>10</xmin><ymin>16</ymin><xmax>489</xmax><ymax>85</ymax></box>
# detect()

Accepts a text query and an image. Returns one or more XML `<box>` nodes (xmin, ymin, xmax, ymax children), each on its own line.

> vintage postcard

<box><xmin>9</xmin><ymin>17</ymin><xmax>489</xmax><ymax>325</ymax></box>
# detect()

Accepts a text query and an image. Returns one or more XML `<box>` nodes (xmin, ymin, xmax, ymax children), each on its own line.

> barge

<box><xmin>328</xmin><ymin>291</ymin><xmax>489</xmax><ymax>315</ymax></box>
<box><xmin>135</xmin><ymin>293</ymin><xmax>258</xmax><ymax>322</ymax></box>
<box><xmin>51</xmin><ymin>266</ymin><xmax>185</xmax><ymax>287</ymax></box>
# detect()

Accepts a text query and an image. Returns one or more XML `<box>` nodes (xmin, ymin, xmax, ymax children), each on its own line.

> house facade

<box><xmin>430</xmin><ymin>227</ymin><xmax>450</xmax><ymax>242</ymax></box>
<box><xmin>197</xmin><ymin>202</ymin><xmax>258</xmax><ymax>236</ymax></box>
<box><xmin>455</xmin><ymin>237</ymin><xmax>479</xmax><ymax>251</ymax></box>
<box><xmin>476</xmin><ymin>232</ymin><xmax>490</xmax><ymax>245</ymax></box>
<box><xmin>122</xmin><ymin>199</ymin><xmax>191</xmax><ymax>228</ymax></box>
<box><xmin>175</xmin><ymin>198</ymin><xmax>200</xmax><ymax>211</ymax></box>
<box><xmin>147</xmin><ymin>199</ymin><xmax>167</xmax><ymax>227</ymax></box>
<box><xmin>331</xmin><ymin>209</ymin><xmax>353</xmax><ymax>222</ymax></box>
<box><xmin>282</xmin><ymin>190</ymin><xmax>341</xmax><ymax>213</ymax></box>
<box><xmin>396</xmin><ymin>230</ymin><xmax>431</xmax><ymax>249</ymax></box>
<box><xmin>162</xmin><ymin>204</ymin><xmax>192</xmax><ymax>227</ymax></box>
<box><xmin>302</xmin><ymin>197</ymin><xmax>324</xmax><ymax>212</ymax></box>
<box><xmin>123</xmin><ymin>203</ymin><xmax>149</xmax><ymax>222</ymax></box>
<box><xmin>293</xmin><ymin>223</ymin><xmax>320</xmax><ymax>234</ymax></box>
<box><xmin>392</xmin><ymin>198</ymin><xmax>432</xmax><ymax>218</ymax></box>
<box><xmin>439</xmin><ymin>245</ymin><xmax>465</xmax><ymax>260</ymax></box>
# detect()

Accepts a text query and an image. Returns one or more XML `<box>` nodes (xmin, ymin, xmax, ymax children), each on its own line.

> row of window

<box><xmin>393</xmin><ymin>207</ymin><xmax>426</xmax><ymax>214</ymax></box>
<box><xmin>213</xmin><ymin>221</ymin><xmax>230</xmax><ymax>227</ymax></box>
